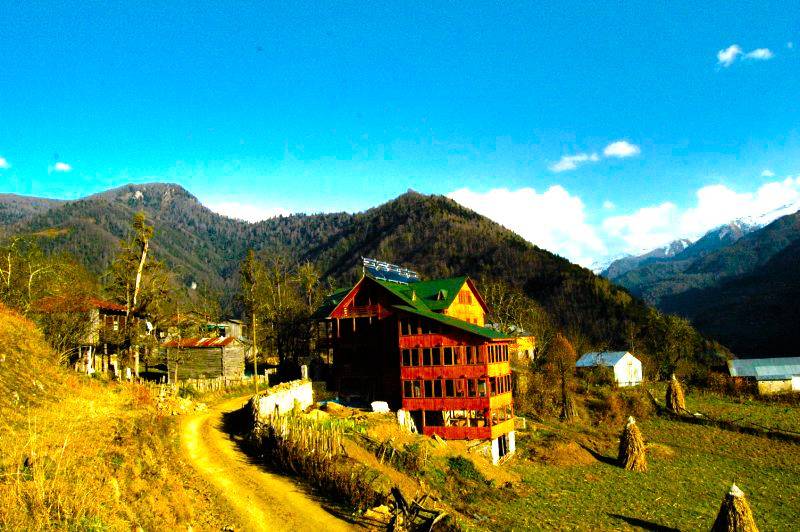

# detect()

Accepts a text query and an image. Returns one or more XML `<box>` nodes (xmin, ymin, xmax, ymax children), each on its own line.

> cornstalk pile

<box><xmin>618</xmin><ymin>416</ymin><xmax>647</xmax><ymax>472</ymax></box>
<box><xmin>711</xmin><ymin>483</ymin><xmax>759</xmax><ymax>532</ymax></box>
<box><xmin>666</xmin><ymin>374</ymin><xmax>686</xmax><ymax>414</ymax></box>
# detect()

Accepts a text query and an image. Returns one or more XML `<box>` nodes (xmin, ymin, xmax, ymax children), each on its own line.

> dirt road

<box><xmin>180</xmin><ymin>395</ymin><xmax>357</xmax><ymax>532</ymax></box>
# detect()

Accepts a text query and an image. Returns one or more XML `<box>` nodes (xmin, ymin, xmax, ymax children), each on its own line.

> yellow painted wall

<box><xmin>444</xmin><ymin>282</ymin><xmax>486</xmax><ymax>326</ymax></box>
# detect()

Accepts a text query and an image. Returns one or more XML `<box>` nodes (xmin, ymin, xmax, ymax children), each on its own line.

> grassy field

<box><xmin>648</xmin><ymin>382</ymin><xmax>800</xmax><ymax>433</ymax></box>
<box><xmin>473</xmin><ymin>417</ymin><xmax>800</xmax><ymax>531</ymax></box>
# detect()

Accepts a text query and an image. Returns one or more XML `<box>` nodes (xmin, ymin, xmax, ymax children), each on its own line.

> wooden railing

<box><xmin>341</xmin><ymin>304</ymin><xmax>383</xmax><ymax>318</ymax></box>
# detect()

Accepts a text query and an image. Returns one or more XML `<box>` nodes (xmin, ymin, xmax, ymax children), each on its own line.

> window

<box><xmin>413</xmin><ymin>380</ymin><xmax>423</xmax><ymax>398</ymax></box>
<box><xmin>403</xmin><ymin>380</ymin><xmax>413</xmax><ymax>398</ymax></box>
<box><xmin>113</xmin><ymin>316</ymin><xmax>120</xmax><ymax>331</ymax></box>
<box><xmin>455</xmin><ymin>379</ymin><xmax>465</xmax><ymax>397</ymax></box>
<box><xmin>477</xmin><ymin>380</ymin><xmax>487</xmax><ymax>397</ymax></box>
<box><xmin>458</xmin><ymin>291</ymin><xmax>472</xmax><ymax>304</ymax></box>
<box><xmin>423</xmin><ymin>348</ymin><xmax>432</xmax><ymax>366</ymax></box>
<box><xmin>411</xmin><ymin>349</ymin><xmax>420</xmax><ymax>366</ymax></box>
<box><xmin>444</xmin><ymin>347</ymin><xmax>453</xmax><ymax>365</ymax></box>
<box><xmin>402</xmin><ymin>350</ymin><xmax>411</xmax><ymax>366</ymax></box>
<box><xmin>432</xmin><ymin>347</ymin><xmax>442</xmax><ymax>365</ymax></box>
<box><xmin>445</xmin><ymin>379</ymin><xmax>455</xmax><ymax>397</ymax></box>
<box><xmin>424</xmin><ymin>380</ymin><xmax>433</xmax><ymax>398</ymax></box>
<box><xmin>466</xmin><ymin>346</ymin><xmax>475</xmax><ymax>364</ymax></box>
<box><xmin>454</xmin><ymin>347</ymin><xmax>464</xmax><ymax>365</ymax></box>
<box><xmin>433</xmin><ymin>380</ymin><xmax>443</xmax><ymax>398</ymax></box>
<box><xmin>467</xmin><ymin>379</ymin><xmax>476</xmax><ymax>397</ymax></box>
<box><xmin>490</xmin><ymin>377</ymin><xmax>497</xmax><ymax>395</ymax></box>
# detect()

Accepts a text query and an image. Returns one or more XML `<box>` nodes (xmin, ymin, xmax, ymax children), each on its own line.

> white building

<box><xmin>576</xmin><ymin>351</ymin><xmax>643</xmax><ymax>387</ymax></box>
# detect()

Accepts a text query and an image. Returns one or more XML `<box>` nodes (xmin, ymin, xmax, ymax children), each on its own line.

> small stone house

<box><xmin>162</xmin><ymin>336</ymin><xmax>247</xmax><ymax>380</ymax></box>
<box><xmin>576</xmin><ymin>351</ymin><xmax>643</xmax><ymax>387</ymax></box>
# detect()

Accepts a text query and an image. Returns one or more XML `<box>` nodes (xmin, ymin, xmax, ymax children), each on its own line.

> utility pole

<box><xmin>252</xmin><ymin>313</ymin><xmax>258</xmax><ymax>394</ymax></box>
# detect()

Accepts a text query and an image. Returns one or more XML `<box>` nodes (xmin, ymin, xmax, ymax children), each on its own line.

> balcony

<box><xmin>340</xmin><ymin>304</ymin><xmax>385</xmax><ymax>319</ymax></box>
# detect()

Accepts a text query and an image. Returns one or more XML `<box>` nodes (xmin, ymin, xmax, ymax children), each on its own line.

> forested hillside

<box><xmin>661</xmin><ymin>237</ymin><xmax>800</xmax><ymax>357</ymax></box>
<box><xmin>1</xmin><ymin>183</ymin><xmax>725</xmax><ymax>373</ymax></box>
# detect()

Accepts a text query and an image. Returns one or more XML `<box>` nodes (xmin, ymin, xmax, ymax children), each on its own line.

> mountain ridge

<box><xmin>0</xmin><ymin>183</ymin><xmax>725</xmax><ymax>369</ymax></box>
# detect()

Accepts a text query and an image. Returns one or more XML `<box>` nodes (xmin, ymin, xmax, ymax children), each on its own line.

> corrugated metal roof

<box><xmin>33</xmin><ymin>295</ymin><xmax>127</xmax><ymax>313</ymax></box>
<box><xmin>727</xmin><ymin>357</ymin><xmax>800</xmax><ymax>378</ymax></box>
<box><xmin>576</xmin><ymin>351</ymin><xmax>633</xmax><ymax>368</ymax></box>
<box><xmin>163</xmin><ymin>336</ymin><xmax>238</xmax><ymax>348</ymax></box>
<box><xmin>754</xmin><ymin>366</ymin><xmax>799</xmax><ymax>381</ymax></box>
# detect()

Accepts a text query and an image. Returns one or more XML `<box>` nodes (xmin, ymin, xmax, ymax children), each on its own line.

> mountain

<box><xmin>602</xmin><ymin>220</ymin><xmax>764</xmax><ymax>305</ymax></box>
<box><xmin>1</xmin><ymin>183</ymin><xmax>724</xmax><ymax>369</ymax></box>
<box><xmin>660</xmin><ymin>236</ymin><xmax>800</xmax><ymax>357</ymax></box>
<box><xmin>0</xmin><ymin>193</ymin><xmax>65</xmax><ymax>227</ymax></box>
<box><xmin>600</xmin><ymin>238</ymin><xmax>692</xmax><ymax>279</ymax></box>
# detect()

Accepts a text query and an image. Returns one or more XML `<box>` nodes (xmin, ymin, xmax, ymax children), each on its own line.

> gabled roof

<box><xmin>311</xmin><ymin>287</ymin><xmax>352</xmax><ymax>319</ymax></box>
<box><xmin>728</xmin><ymin>357</ymin><xmax>800</xmax><ymax>379</ymax></box>
<box><xmin>392</xmin><ymin>304</ymin><xmax>509</xmax><ymax>340</ymax></box>
<box><xmin>163</xmin><ymin>336</ymin><xmax>240</xmax><ymax>348</ymax></box>
<box><xmin>576</xmin><ymin>351</ymin><xmax>634</xmax><ymax>368</ymax></box>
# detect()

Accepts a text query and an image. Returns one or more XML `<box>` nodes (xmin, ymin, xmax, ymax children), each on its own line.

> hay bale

<box><xmin>711</xmin><ymin>483</ymin><xmax>759</xmax><ymax>532</ymax></box>
<box><xmin>618</xmin><ymin>416</ymin><xmax>647</xmax><ymax>472</ymax></box>
<box><xmin>666</xmin><ymin>374</ymin><xmax>686</xmax><ymax>413</ymax></box>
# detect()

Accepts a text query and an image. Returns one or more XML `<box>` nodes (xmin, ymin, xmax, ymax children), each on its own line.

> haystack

<box><xmin>618</xmin><ymin>416</ymin><xmax>647</xmax><ymax>472</ymax></box>
<box><xmin>666</xmin><ymin>373</ymin><xmax>686</xmax><ymax>413</ymax></box>
<box><xmin>711</xmin><ymin>483</ymin><xmax>759</xmax><ymax>532</ymax></box>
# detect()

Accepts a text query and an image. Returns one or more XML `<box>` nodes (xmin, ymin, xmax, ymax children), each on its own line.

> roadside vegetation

<box><xmin>0</xmin><ymin>304</ymin><xmax>235</xmax><ymax>530</ymax></box>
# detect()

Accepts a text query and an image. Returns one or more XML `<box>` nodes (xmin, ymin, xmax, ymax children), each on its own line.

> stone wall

<box><xmin>250</xmin><ymin>379</ymin><xmax>314</xmax><ymax>422</ymax></box>
<box><xmin>757</xmin><ymin>379</ymin><xmax>794</xmax><ymax>395</ymax></box>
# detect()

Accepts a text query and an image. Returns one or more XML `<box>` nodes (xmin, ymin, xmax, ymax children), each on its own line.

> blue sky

<box><xmin>1</xmin><ymin>2</ymin><xmax>799</xmax><ymax>265</ymax></box>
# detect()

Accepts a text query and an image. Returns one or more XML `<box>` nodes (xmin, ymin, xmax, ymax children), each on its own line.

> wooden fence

<box><xmin>144</xmin><ymin>373</ymin><xmax>272</xmax><ymax>394</ymax></box>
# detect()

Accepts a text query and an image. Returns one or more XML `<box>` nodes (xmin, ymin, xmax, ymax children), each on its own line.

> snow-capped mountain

<box><xmin>598</xmin><ymin>238</ymin><xmax>692</xmax><ymax>277</ymax></box>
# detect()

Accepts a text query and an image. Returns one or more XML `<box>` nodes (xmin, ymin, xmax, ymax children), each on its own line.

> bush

<box><xmin>447</xmin><ymin>456</ymin><xmax>484</xmax><ymax>483</ymax></box>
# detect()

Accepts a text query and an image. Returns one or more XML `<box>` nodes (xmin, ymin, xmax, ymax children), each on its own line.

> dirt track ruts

<box><xmin>180</xmin><ymin>395</ymin><xmax>356</xmax><ymax>532</ymax></box>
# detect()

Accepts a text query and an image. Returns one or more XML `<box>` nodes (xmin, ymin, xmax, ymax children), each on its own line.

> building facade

<box><xmin>316</xmin><ymin>262</ymin><xmax>516</xmax><ymax>461</ymax></box>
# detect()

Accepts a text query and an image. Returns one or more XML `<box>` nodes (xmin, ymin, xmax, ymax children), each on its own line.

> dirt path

<box><xmin>180</xmin><ymin>395</ymin><xmax>357</xmax><ymax>532</ymax></box>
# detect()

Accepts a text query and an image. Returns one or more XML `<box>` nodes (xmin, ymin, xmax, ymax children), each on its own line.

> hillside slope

<box><xmin>0</xmin><ymin>303</ymin><xmax>235</xmax><ymax>529</ymax></box>
<box><xmin>606</xmin><ymin>216</ymin><xmax>798</xmax><ymax>306</ymax></box>
<box><xmin>2</xmin><ymin>184</ymin><xmax>722</xmax><ymax>367</ymax></box>
<box><xmin>661</xmin><ymin>237</ymin><xmax>800</xmax><ymax>357</ymax></box>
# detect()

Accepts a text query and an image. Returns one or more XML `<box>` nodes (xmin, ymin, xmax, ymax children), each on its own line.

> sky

<box><xmin>1</xmin><ymin>2</ymin><xmax>799</xmax><ymax>266</ymax></box>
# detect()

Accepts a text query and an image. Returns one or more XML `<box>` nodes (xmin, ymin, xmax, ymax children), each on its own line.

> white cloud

<box><xmin>0</xmin><ymin>157</ymin><xmax>9</xmax><ymax>169</ymax></box>
<box><xmin>602</xmin><ymin>176</ymin><xmax>800</xmax><ymax>254</ymax></box>
<box><xmin>787</xmin><ymin>42</ymin><xmax>794</xmax><ymax>50</ymax></box>
<box><xmin>745</xmin><ymin>48</ymin><xmax>774</xmax><ymax>60</ymax></box>
<box><xmin>603</xmin><ymin>203</ymin><xmax>678</xmax><ymax>251</ymax></box>
<box><xmin>53</xmin><ymin>162</ymin><xmax>72</xmax><ymax>172</ymax></box>
<box><xmin>603</xmin><ymin>140</ymin><xmax>640</xmax><ymax>158</ymax></box>
<box><xmin>205</xmin><ymin>201</ymin><xmax>292</xmax><ymax>222</ymax></box>
<box><xmin>761</xmin><ymin>169</ymin><xmax>775</xmax><ymax>177</ymax></box>
<box><xmin>717</xmin><ymin>44</ymin><xmax>743</xmax><ymax>67</ymax></box>
<box><xmin>549</xmin><ymin>153</ymin><xmax>599</xmax><ymax>172</ymax></box>
<box><xmin>448</xmin><ymin>186</ymin><xmax>606</xmax><ymax>267</ymax></box>
<box><xmin>602</xmin><ymin>200</ymin><xmax>616</xmax><ymax>210</ymax></box>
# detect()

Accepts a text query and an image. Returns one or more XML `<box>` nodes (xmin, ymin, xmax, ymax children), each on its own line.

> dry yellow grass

<box><xmin>0</xmin><ymin>303</ymin><xmax>226</xmax><ymax>530</ymax></box>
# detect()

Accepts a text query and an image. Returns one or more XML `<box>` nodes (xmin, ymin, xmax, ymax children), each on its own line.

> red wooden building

<box><xmin>316</xmin><ymin>259</ymin><xmax>516</xmax><ymax>461</ymax></box>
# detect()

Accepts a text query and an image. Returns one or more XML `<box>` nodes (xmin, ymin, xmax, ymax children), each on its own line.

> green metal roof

<box><xmin>392</xmin><ymin>304</ymin><xmax>509</xmax><ymax>340</ymax></box>
<box><xmin>311</xmin><ymin>287</ymin><xmax>351</xmax><ymax>319</ymax></box>
<box><xmin>315</xmin><ymin>274</ymin><xmax>502</xmax><ymax>341</ymax></box>
<box><xmin>372</xmin><ymin>276</ymin><xmax>469</xmax><ymax>312</ymax></box>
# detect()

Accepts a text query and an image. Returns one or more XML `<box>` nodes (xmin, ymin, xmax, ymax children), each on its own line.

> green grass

<box><xmin>652</xmin><ymin>382</ymin><xmax>800</xmax><ymax>433</ymax></box>
<box><xmin>475</xmin><ymin>418</ymin><xmax>800</xmax><ymax>531</ymax></box>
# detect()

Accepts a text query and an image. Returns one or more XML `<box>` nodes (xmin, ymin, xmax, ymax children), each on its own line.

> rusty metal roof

<box><xmin>162</xmin><ymin>336</ymin><xmax>238</xmax><ymax>348</ymax></box>
<box><xmin>32</xmin><ymin>295</ymin><xmax>127</xmax><ymax>313</ymax></box>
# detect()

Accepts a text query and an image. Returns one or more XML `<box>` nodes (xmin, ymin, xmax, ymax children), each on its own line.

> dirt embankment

<box><xmin>180</xmin><ymin>395</ymin><xmax>358</xmax><ymax>532</ymax></box>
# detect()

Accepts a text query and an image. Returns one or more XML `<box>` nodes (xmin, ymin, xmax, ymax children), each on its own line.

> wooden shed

<box><xmin>162</xmin><ymin>336</ymin><xmax>246</xmax><ymax>381</ymax></box>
